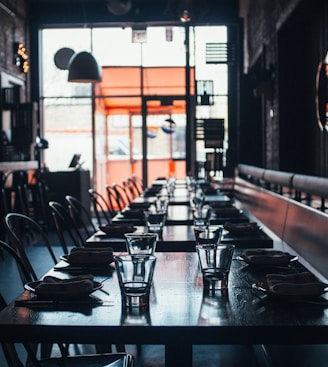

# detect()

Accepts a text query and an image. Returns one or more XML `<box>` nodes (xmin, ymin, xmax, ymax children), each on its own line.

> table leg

<box><xmin>165</xmin><ymin>342</ymin><xmax>192</xmax><ymax>367</ymax></box>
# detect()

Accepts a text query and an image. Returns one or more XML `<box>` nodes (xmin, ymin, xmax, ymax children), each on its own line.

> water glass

<box><xmin>194</xmin><ymin>226</ymin><xmax>223</xmax><ymax>245</ymax></box>
<box><xmin>144</xmin><ymin>211</ymin><xmax>166</xmax><ymax>239</ymax></box>
<box><xmin>125</xmin><ymin>233</ymin><xmax>158</xmax><ymax>255</ymax></box>
<box><xmin>115</xmin><ymin>255</ymin><xmax>157</xmax><ymax>308</ymax></box>
<box><xmin>196</xmin><ymin>243</ymin><xmax>235</xmax><ymax>292</ymax></box>
<box><xmin>193</xmin><ymin>205</ymin><xmax>212</xmax><ymax>227</ymax></box>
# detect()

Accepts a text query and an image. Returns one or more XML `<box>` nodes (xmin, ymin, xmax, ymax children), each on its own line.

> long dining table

<box><xmin>1</xmin><ymin>179</ymin><xmax>328</xmax><ymax>367</ymax></box>
<box><xmin>1</xmin><ymin>250</ymin><xmax>328</xmax><ymax>367</ymax></box>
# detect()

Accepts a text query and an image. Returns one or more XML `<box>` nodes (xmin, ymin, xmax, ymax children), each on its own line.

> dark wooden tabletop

<box><xmin>0</xmin><ymin>251</ymin><xmax>328</xmax><ymax>367</ymax></box>
<box><xmin>86</xmin><ymin>224</ymin><xmax>273</xmax><ymax>251</ymax></box>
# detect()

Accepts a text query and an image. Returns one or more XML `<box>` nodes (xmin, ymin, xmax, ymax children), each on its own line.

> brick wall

<box><xmin>0</xmin><ymin>0</ymin><xmax>29</xmax><ymax>101</ymax></box>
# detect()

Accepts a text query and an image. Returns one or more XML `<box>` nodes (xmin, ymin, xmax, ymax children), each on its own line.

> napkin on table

<box><xmin>99</xmin><ymin>224</ymin><xmax>136</xmax><ymax>235</ymax></box>
<box><xmin>214</xmin><ymin>207</ymin><xmax>241</xmax><ymax>217</ymax></box>
<box><xmin>67</xmin><ymin>247</ymin><xmax>114</xmax><ymax>265</ymax></box>
<box><xmin>35</xmin><ymin>275</ymin><xmax>95</xmax><ymax>299</ymax></box>
<box><xmin>224</xmin><ymin>222</ymin><xmax>258</xmax><ymax>233</ymax></box>
<box><xmin>266</xmin><ymin>272</ymin><xmax>327</xmax><ymax>297</ymax></box>
<box><xmin>242</xmin><ymin>249</ymin><xmax>294</xmax><ymax>265</ymax></box>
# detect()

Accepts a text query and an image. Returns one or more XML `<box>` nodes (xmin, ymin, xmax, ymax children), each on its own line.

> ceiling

<box><xmin>27</xmin><ymin>0</ymin><xmax>239</xmax><ymax>26</ymax></box>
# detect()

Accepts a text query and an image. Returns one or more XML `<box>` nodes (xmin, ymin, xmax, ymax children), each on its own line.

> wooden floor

<box><xmin>0</xmin><ymin>231</ymin><xmax>258</xmax><ymax>367</ymax></box>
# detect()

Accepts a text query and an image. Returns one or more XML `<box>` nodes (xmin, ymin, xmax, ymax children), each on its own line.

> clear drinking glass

<box><xmin>194</xmin><ymin>226</ymin><xmax>223</xmax><ymax>245</ymax></box>
<box><xmin>115</xmin><ymin>254</ymin><xmax>157</xmax><ymax>308</ymax></box>
<box><xmin>196</xmin><ymin>243</ymin><xmax>235</xmax><ymax>292</ymax></box>
<box><xmin>125</xmin><ymin>232</ymin><xmax>158</xmax><ymax>256</ymax></box>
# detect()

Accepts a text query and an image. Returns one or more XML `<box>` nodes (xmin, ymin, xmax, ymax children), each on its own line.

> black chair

<box><xmin>4</xmin><ymin>213</ymin><xmax>58</xmax><ymax>283</ymax></box>
<box><xmin>87</xmin><ymin>189</ymin><xmax>113</xmax><ymax>227</ymax></box>
<box><xmin>0</xmin><ymin>239</ymin><xmax>69</xmax><ymax>360</ymax></box>
<box><xmin>112</xmin><ymin>183</ymin><xmax>131</xmax><ymax>210</ymax></box>
<box><xmin>65</xmin><ymin>195</ymin><xmax>97</xmax><ymax>237</ymax></box>
<box><xmin>48</xmin><ymin>201</ymin><xmax>85</xmax><ymax>254</ymax></box>
<box><xmin>105</xmin><ymin>185</ymin><xmax>121</xmax><ymax>215</ymax></box>
<box><xmin>0</xmin><ymin>255</ymin><xmax>135</xmax><ymax>367</ymax></box>
<box><xmin>122</xmin><ymin>180</ymin><xmax>136</xmax><ymax>202</ymax></box>
<box><xmin>127</xmin><ymin>176</ymin><xmax>142</xmax><ymax>198</ymax></box>
<box><xmin>130</xmin><ymin>175</ymin><xmax>144</xmax><ymax>196</ymax></box>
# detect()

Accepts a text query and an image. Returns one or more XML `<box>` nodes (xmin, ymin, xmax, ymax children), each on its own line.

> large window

<box><xmin>41</xmin><ymin>25</ymin><xmax>228</xmax><ymax>181</ymax></box>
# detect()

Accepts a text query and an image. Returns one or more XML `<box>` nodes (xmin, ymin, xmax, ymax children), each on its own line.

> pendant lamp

<box><xmin>68</xmin><ymin>51</ymin><xmax>102</xmax><ymax>83</ymax></box>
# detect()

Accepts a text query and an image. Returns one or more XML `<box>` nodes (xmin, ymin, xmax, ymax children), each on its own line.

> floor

<box><xmin>0</xmin><ymin>230</ymin><xmax>259</xmax><ymax>367</ymax></box>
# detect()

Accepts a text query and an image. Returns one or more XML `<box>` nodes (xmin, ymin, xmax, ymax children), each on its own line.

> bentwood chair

<box><xmin>130</xmin><ymin>175</ymin><xmax>144</xmax><ymax>196</ymax></box>
<box><xmin>0</xmin><ymin>260</ymin><xmax>135</xmax><ymax>367</ymax></box>
<box><xmin>0</xmin><ymin>239</ymin><xmax>70</xmax><ymax>360</ymax></box>
<box><xmin>127</xmin><ymin>176</ymin><xmax>142</xmax><ymax>198</ymax></box>
<box><xmin>87</xmin><ymin>189</ymin><xmax>113</xmax><ymax>227</ymax></box>
<box><xmin>48</xmin><ymin>201</ymin><xmax>85</xmax><ymax>254</ymax></box>
<box><xmin>112</xmin><ymin>183</ymin><xmax>131</xmax><ymax>210</ymax></box>
<box><xmin>4</xmin><ymin>213</ymin><xmax>58</xmax><ymax>282</ymax></box>
<box><xmin>122</xmin><ymin>180</ymin><xmax>137</xmax><ymax>201</ymax></box>
<box><xmin>65</xmin><ymin>195</ymin><xmax>97</xmax><ymax>237</ymax></box>
<box><xmin>105</xmin><ymin>185</ymin><xmax>121</xmax><ymax>215</ymax></box>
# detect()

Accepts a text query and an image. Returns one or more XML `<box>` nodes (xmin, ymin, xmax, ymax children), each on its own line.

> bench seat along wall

<box><xmin>234</xmin><ymin>165</ymin><xmax>328</xmax><ymax>280</ymax></box>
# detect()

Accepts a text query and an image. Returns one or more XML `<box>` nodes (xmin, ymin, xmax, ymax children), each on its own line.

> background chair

<box><xmin>87</xmin><ymin>189</ymin><xmax>113</xmax><ymax>227</ymax></box>
<box><xmin>122</xmin><ymin>180</ymin><xmax>136</xmax><ymax>202</ymax></box>
<box><xmin>112</xmin><ymin>183</ymin><xmax>131</xmax><ymax>210</ymax></box>
<box><xmin>105</xmin><ymin>185</ymin><xmax>121</xmax><ymax>215</ymax></box>
<box><xmin>126</xmin><ymin>177</ymin><xmax>141</xmax><ymax>198</ymax></box>
<box><xmin>130</xmin><ymin>175</ymin><xmax>144</xmax><ymax>196</ymax></box>
<box><xmin>48</xmin><ymin>201</ymin><xmax>85</xmax><ymax>254</ymax></box>
<box><xmin>65</xmin><ymin>195</ymin><xmax>97</xmax><ymax>237</ymax></box>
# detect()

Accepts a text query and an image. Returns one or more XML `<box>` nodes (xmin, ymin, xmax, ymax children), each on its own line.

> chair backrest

<box><xmin>87</xmin><ymin>189</ymin><xmax>112</xmax><ymax>227</ymax></box>
<box><xmin>131</xmin><ymin>174</ymin><xmax>144</xmax><ymax>194</ymax></box>
<box><xmin>48</xmin><ymin>201</ymin><xmax>84</xmax><ymax>254</ymax></box>
<box><xmin>65</xmin><ymin>195</ymin><xmax>96</xmax><ymax>236</ymax></box>
<box><xmin>0</xmin><ymin>239</ymin><xmax>34</xmax><ymax>286</ymax></box>
<box><xmin>122</xmin><ymin>180</ymin><xmax>136</xmax><ymax>201</ymax></box>
<box><xmin>113</xmin><ymin>183</ymin><xmax>130</xmax><ymax>210</ymax></box>
<box><xmin>4</xmin><ymin>212</ymin><xmax>58</xmax><ymax>269</ymax></box>
<box><xmin>127</xmin><ymin>176</ymin><xmax>142</xmax><ymax>197</ymax></box>
<box><xmin>105</xmin><ymin>185</ymin><xmax>121</xmax><ymax>214</ymax></box>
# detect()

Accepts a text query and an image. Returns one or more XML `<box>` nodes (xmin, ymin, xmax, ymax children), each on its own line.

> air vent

<box><xmin>206</xmin><ymin>42</ymin><xmax>236</xmax><ymax>64</ymax></box>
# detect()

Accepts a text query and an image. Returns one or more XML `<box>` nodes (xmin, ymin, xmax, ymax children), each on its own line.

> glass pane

<box><xmin>43</xmin><ymin>100</ymin><xmax>92</xmax><ymax>172</ymax></box>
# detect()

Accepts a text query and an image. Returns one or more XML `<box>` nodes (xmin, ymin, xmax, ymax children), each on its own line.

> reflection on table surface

<box><xmin>86</xmin><ymin>224</ymin><xmax>273</xmax><ymax>251</ymax></box>
<box><xmin>1</xmin><ymin>251</ymin><xmax>328</xmax><ymax>366</ymax></box>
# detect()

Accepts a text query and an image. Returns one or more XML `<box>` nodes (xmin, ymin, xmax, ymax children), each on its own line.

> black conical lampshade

<box><xmin>68</xmin><ymin>51</ymin><xmax>102</xmax><ymax>83</ymax></box>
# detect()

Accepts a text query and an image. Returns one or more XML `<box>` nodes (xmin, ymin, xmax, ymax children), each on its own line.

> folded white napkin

<box><xmin>35</xmin><ymin>275</ymin><xmax>94</xmax><ymax>299</ymax></box>
<box><xmin>266</xmin><ymin>272</ymin><xmax>327</xmax><ymax>297</ymax></box>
